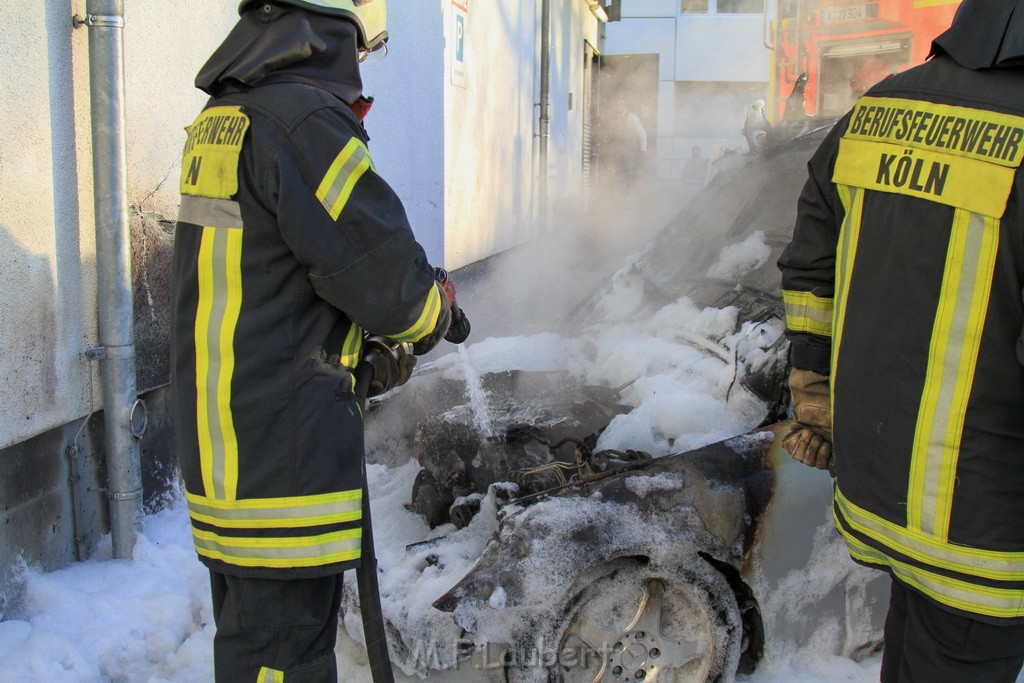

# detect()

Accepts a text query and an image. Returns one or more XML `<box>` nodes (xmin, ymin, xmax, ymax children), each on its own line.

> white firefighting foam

<box><xmin>0</xmin><ymin>329</ymin><xmax>894</xmax><ymax>683</ymax></box>
<box><xmin>0</xmin><ymin>229</ymin><xmax>987</xmax><ymax>682</ymax></box>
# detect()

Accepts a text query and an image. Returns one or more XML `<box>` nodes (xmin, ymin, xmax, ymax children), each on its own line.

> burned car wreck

<box><xmin>356</xmin><ymin>126</ymin><xmax>886</xmax><ymax>682</ymax></box>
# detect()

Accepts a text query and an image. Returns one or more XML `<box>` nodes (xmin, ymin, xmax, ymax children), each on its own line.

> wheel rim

<box><xmin>558</xmin><ymin>573</ymin><xmax>718</xmax><ymax>682</ymax></box>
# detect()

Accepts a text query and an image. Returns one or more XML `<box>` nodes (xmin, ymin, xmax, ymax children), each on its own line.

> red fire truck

<box><xmin>770</xmin><ymin>0</ymin><xmax>960</xmax><ymax>121</ymax></box>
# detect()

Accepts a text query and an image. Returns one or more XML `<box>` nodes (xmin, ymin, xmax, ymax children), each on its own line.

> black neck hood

<box><xmin>930</xmin><ymin>0</ymin><xmax>1024</xmax><ymax>70</ymax></box>
<box><xmin>196</xmin><ymin>4</ymin><xmax>363</xmax><ymax>103</ymax></box>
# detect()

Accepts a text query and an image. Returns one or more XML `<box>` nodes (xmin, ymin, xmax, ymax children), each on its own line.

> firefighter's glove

<box><xmin>783</xmin><ymin>427</ymin><xmax>833</xmax><ymax>471</ymax></box>
<box><xmin>364</xmin><ymin>336</ymin><xmax>416</xmax><ymax>398</ymax></box>
<box><xmin>434</xmin><ymin>268</ymin><xmax>471</xmax><ymax>345</ymax></box>
<box><xmin>783</xmin><ymin>368</ymin><xmax>833</xmax><ymax>470</ymax></box>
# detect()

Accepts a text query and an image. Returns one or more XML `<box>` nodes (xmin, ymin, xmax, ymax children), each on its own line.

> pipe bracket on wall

<box><xmin>72</xmin><ymin>14</ymin><xmax>125</xmax><ymax>29</ymax></box>
<box><xmin>129</xmin><ymin>399</ymin><xmax>148</xmax><ymax>439</ymax></box>
<box><xmin>84</xmin><ymin>344</ymin><xmax>136</xmax><ymax>361</ymax></box>
<box><xmin>111</xmin><ymin>489</ymin><xmax>143</xmax><ymax>503</ymax></box>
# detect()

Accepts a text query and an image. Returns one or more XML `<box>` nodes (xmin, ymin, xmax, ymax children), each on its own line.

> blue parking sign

<box><xmin>452</xmin><ymin>2</ymin><xmax>468</xmax><ymax>87</ymax></box>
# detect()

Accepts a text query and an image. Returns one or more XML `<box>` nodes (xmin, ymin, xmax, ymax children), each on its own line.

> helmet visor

<box><xmin>358</xmin><ymin>40</ymin><xmax>388</xmax><ymax>63</ymax></box>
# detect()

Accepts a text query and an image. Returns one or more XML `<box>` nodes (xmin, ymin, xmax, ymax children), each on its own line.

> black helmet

<box><xmin>237</xmin><ymin>0</ymin><xmax>388</xmax><ymax>55</ymax></box>
<box><xmin>930</xmin><ymin>0</ymin><xmax>1024</xmax><ymax>69</ymax></box>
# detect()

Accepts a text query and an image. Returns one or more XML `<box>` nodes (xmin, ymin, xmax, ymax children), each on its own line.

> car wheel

<box><xmin>509</xmin><ymin>561</ymin><xmax>742</xmax><ymax>682</ymax></box>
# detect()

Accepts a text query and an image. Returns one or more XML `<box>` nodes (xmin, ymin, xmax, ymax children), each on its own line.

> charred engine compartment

<box><xmin>363</xmin><ymin>128</ymin><xmax>833</xmax><ymax>534</ymax></box>
<box><xmin>389</xmin><ymin>369</ymin><xmax>652</xmax><ymax>529</ymax></box>
<box><xmin>366</xmin><ymin>301</ymin><xmax>789</xmax><ymax>531</ymax></box>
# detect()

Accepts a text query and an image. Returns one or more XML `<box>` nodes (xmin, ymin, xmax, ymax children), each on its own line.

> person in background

<box><xmin>778</xmin><ymin>1</ymin><xmax>1024</xmax><ymax>680</ymax></box>
<box><xmin>171</xmin><ymin>1</ymin><xmax>458</xmax><ymax>679</ymax></box>
<box><xmin>848</xmin><ymin>56</ymin><xmax>893</xmax><ymax>100</ymax></box>
<box><xmin>742</xmin><ymin>98</ymin><xmax>772</xmax><ymax>155</ymax></box>
<box><xmin>612</xmin><ymin>94</ymin><xmax>648</xmax><ymax>191</ymax></box>
<box><xmin>682</xmin><ymin>144</ymin><xmax>709</xmax><ymax>185</ymax></box>
<box><xmin>783</xmin><ymin>72</ymin><xmax>808</xmax><ymax>122</ymax></box>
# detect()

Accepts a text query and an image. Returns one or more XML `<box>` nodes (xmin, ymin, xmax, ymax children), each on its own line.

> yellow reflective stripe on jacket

<box><xmin>838</xmin><ymin>518</ymin><xmax>1024</xmax><ymax>619</ymax></box>
<box><xmin>390</xmin><ymin>282</ymin><xmax>443</xmax><ymax>343</ymax></box>
<box><xmin>783</xmin><ymin>290</ymin><xmax>834</xmax><ymax>337</ymax></box>
<box><xmin>192</xmin><ymin>528</ymin><xmax>361</xmax><ymax>568</ymax></box>
<box><xmin>341</xmin><ymin>323</ymin><xmax>363</xmax><ymax>369</ymax></box>
<box><xmin>835</xmin><ymin>487</ymin><xmax>1024</xmax><ymax>580</ymax></box>
<box><xmin>315</xmin><ymin>138</ymin><xmax>374</xmax><ymax>220</ymax></box>
<box><xmin>258</xmin><ymin>666</ymin><xmax>285</xmax><ymax>683</ymax></box>
<box><xmin>907</xmin><ymin>210</ymin><xmax>999</xmax><ymax>539</ymax></box>
<box><xmin>186</xmin><ymin>489</ymin><xmax>361</xmax><ymax>529</ymax></box>
<box><xmin>830</xmin><ymin>184</ymin><xmax>864</xmax><ymax>388</ymax></box>
<box><xmin>195</xmin><ymin>226</ymin><xmax>244</xmax><ymax>501</ymax></box>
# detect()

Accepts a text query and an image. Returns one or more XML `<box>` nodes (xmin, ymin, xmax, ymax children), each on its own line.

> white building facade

<box><xmin>0</xmin><ymin>0</ymin><xmax>604</xmax><ymax>578</ymax></box>
<box><xmin>603</xmin><ymin>0</ymin><xmax>772</xmax><ymax>182</ymax></box>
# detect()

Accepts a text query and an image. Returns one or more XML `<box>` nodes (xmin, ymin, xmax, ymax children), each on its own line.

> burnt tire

<box><xmin>507</xmin><ymin>560</ymin><xmax>742</xmax><ymax>682</ymax></box>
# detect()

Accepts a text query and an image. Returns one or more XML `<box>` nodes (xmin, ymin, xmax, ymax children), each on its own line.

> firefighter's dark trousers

<box><xmin>210</xmin><ymin>570</ymin><xmax>345</xmax><ymax>682</ymax></box>
<box><xmin>880</xmin><ymin>579</ymin><xmax>1024</xmax><ymax>683</ymax></box>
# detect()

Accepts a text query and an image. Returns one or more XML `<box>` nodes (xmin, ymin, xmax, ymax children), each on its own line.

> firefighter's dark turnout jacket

<box><xmin>172</xmin><ymin>82</ymin><xmax>446</xmax><ymax>579</ymax></box>
<box><xmin>779</xmin><ymin>55</ymin><xmax>1024</xmax><ymax>621</ymax></box>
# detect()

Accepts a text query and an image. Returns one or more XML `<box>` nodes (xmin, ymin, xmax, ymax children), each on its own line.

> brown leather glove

<box><xmin>783</xmin><ymin>368</ymin><xmax>834</xmax><ymax>470</ymax></box>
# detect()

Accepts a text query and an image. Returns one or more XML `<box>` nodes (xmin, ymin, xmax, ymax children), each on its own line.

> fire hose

<box><xmin>354</xmin><ymin>350</ymin><xmax>396</xmax><ymax>683</ymax></box>
<box><xmin>351</xmin><ymin>272</ymin><xmax>470</xmax><ymax>682</ymax></box>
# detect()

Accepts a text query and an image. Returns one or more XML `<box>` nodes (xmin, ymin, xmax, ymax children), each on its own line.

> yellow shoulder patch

<box><xmin>180</xmin><ymin>106</ymin><xmax>250</xmax><ymax>200</ymax></box>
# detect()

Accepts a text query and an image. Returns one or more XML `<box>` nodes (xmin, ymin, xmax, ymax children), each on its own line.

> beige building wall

<box><xmin>444</xmin><ymin>0</ymin><xmax>600</xmax><ymax>269</ymax></box>
<box><xmin>0</xmin><ymin>0</ymin><xmax>601</xmax><ymax>448</ymax></box>
<box><xmin>0</xmin><ymin>2</ymin><xmax>236</xmax><ymax>449</ymax></box>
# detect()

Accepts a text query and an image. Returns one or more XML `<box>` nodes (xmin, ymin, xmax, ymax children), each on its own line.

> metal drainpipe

<box><xmin>538</xmin><ymin>0</ymin><xmax>552</xmax><ymax>232</ymax></box>
<box><xmin>76</xmin><ymin>0</ymin><xmax>144</xmax><ymax>560</ymax></box>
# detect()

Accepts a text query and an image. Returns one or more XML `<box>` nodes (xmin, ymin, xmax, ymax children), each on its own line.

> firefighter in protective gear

<box><xmin>171</xmin><ymin>1</ymin><xmax>454</xmax><ymax>679</ymax></box>
<box><xmin>778</xmin><ymin>1</ymin><xmax>1024</xmax><ymax>679</ymax></box>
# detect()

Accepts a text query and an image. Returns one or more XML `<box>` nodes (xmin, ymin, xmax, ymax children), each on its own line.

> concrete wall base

<box><xmin>0</xmin><ymin>385</ymin><xmax>177</xmax><ymax>615</ymax></box>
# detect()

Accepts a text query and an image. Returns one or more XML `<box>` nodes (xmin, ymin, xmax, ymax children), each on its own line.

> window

<box><xmin>674</xmin><ymin>81</ymin><xmax>765</xmax><ymax>139</ymax></box>
<box><xmin>717</xmin><ymin>0</ymin><xmax>763</xmax><ymax>13</ymax></box>
<box><xmin>681</xmin><ymin>0</ymin><xmax>763</xmax><ymax>14</ymax></box>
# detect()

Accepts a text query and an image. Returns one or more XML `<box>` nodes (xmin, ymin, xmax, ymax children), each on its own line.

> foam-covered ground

<box><xmin>3</xmin><ymin>218</ymin><xmax>1010</xmax><ymax>682</ymax></box>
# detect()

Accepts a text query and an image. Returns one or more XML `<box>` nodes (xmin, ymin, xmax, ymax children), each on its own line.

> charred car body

<box><xmin>359</xmin><ymin>126</ymin><xmax>886</xmax><ymax>682</ymax></box>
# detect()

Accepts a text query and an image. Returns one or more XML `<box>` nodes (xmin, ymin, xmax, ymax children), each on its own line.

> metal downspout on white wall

<box><xmin>77</xmin><ymin>0</ymin><xmax>144</xmax><ymax>560</ymax></box>
<box><xmin>538</xmin><ymin>0</ymin><xmax>552</xmax><ymax>232</ymax></box>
